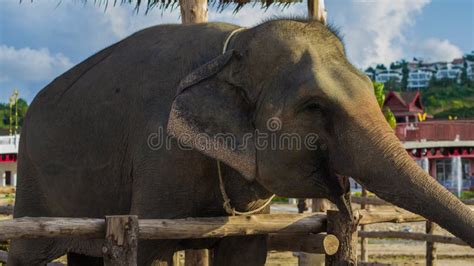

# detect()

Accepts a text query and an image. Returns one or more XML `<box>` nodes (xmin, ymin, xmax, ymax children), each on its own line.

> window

<box><xmin>462</xmin><ymin>159</ymin><xmax>471</xmax><ymax>179</ymax></box>
<box><xmin>436</xmin><ymin>159</ymin><xmax>452</xmax><ymax>182</ymax></box>
<box><xmin>5</xmin><ymin>171</ymin><xmax>11</xmax><ymax>186</ymax></box>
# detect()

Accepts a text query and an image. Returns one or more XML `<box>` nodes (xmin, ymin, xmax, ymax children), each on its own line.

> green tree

<box><xmin>460</xmin><ymin>61</ymin><xmax>471</xmax><ymax>86</ymax></box>
<box><xmin>383</xmin><ymin>78</ymin><xmax>401</xmax><ymax>92</ymax></box>
<box><xmin>0</xmin><ymin>98</ymin><xmax>28</xmax><ymax>132</ymax></box>
<box><xmin>401</xmin><ymin>60</ymin><xmax>409</xmax><ymax>91</ymax></box>
<box><xmin>373</xmin><ymin>82</ymin><xmax>396</xmax><ymax>128</ymax></box>
<box><xmin>376</xmin><ymin>64</ymin><xmax>387</xmax><ymax>70</ymax></box>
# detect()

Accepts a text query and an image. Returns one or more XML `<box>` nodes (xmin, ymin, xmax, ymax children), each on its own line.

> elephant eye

<box><xmin>304</xmin><ymin>102</ymin><xmax>321</xmax><ymax>111</ymax></box>
<box><xmin>296</xmin><ymin>98</ymin><xmax>324</xmax><ymax>115</ymax></box>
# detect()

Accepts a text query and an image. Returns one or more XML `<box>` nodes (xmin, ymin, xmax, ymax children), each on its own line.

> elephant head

<box><xmin>168</xmin><ymin>19</ymin><xmax>474</xmax><ymax>246</ymax></box>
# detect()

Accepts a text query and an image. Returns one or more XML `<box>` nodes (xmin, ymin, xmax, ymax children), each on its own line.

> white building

<box><xmin>436</xmin><ymin>64</ymin><xmax>461</xmax><ymax>81</ymax></box>
<box><xmin>466</xmin><ymin>60</ymin><xmax>474</xmax><ymax>81</ymax></box>
<box><xmin>0</xmin><ymin>135</ymin><xmax>19</xmax><ymax>186</ymax></box>
<box><xmin>375</xmin><ymin>70</ymin><xmax>403</xmax><ymax>83</ymax></box>
<box><xmin>365</xmin><ymin>71</ymin><xmax>375</xmax><ymax>80</ymax></box>
<box><xmin>407</xmin><ymin>69</ymin><xmax>433</xmax><ymax>90</ymax></box>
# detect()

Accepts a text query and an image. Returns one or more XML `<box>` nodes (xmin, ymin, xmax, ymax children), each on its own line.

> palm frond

<box><xmin>62</xmin><ymin>0</ymin><xmax>301</xmax><ymax>13</ymax></box>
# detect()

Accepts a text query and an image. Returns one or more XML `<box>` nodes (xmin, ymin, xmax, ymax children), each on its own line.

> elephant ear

<box><xmin>167</xmin><ymin>50</ymin><xmax>256</xmax><ymax>181</ymax></box>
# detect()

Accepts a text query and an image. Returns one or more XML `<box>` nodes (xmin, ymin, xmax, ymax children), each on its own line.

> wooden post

<box><xmin>185</xmin><ymin>249</ymin><xmax>208</xmax><ymax>266</ymax></box>
<box><xmin>297</xmin><ymin>198</ymin><xmax>308</xmax><ymax>213</ymax></box>
<box><xmin>426</xmin><ymin>221</ymin><xmax>437</xmax><ymax>266</ymax></box>
<box><xmin>360</xmin><ymin>188</ymin><xmax>369</xmax><ymax>262</ymax></box>
<box><xmin>102</xmin><ymin>215</ymin><xmax>138</xmax><ymax>266</ymax></box>
<box><xmin>298</xmin><ymin>198</ymin><xmax>332</xmax><ymax>266</ymax></box>
<box><xmin>325</xmin><ymin>210</ymin><xmax>358</xmax><ymax>266</ymax></box>
<box><xmin>307</xmin><ymin>0</ymin><xmax>327</xmax><ymax>24</ymax></box>
<box><xmin>179</xmin><ymin>0</ymin><xmax>208</xmax><ymax>24</ymax></box>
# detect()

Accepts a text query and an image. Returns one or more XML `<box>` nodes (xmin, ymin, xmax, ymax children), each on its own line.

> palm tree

<box><xmin>36</xmin><ymin>0</ymin><xmax>326</xmax><ymax>24</ymax></box>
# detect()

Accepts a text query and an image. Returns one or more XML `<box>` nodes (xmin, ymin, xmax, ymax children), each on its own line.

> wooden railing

<box><xmin>353</xmin><ymin>193</ymin><xmax>473</xmax><ymax>265</ymax></box>
<box><xmin>0</xmin><ymin>187</ymin><xmax>472</xmax><ymax>265</ymax></box>
<box><xmin>0</xmin><ymin>212</ymin><xmax>349</xmax><ymax>265</ymax></box>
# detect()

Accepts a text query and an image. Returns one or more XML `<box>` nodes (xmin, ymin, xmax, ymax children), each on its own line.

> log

<box><xmin>0</xmin><ymin>199</ymin><xmax>14</xmax><ymax>206</ymax></box>
<box><xmin>0</xmin><ymin>187</ymin><xmax>15</xmax><ymax>194</ymax></box>
<box><xmin>138</xmin><ymin>213</ymin><xmax>327</xmax><ymax>239</ymax></box>
<box><xmin>463</xmin><ymin>199</ymin><xmax>474</xmax><ymax>205</ymax></box>
<box><xmin>0</xmin><ymin>213</ymin><xmax>326</xmax><ymax>240</ymax></box>
<box><xmin>358</xmin><ymin>209</ymin><xmax>425</xmax><ymax>225</ymax></box>
<box><xmin>103</xmin><ymin>215</ymin><xmax>138</xmax><ymax>266</ymax></box>
<box><xmin>0</xmin><ymin>217</ymin><xmax>105</xmax><ymax>240</ymax></box>
<box><xmin>325</xmin><ymin>210</ymin><xmax>358</xmax><ymax>265</ymax></box>
<box><xmin>352</xmin><ymin>196</ymin><xmax>388</xmax><ymax>206</ymax></box>
<box><xmin>268</xmin><ymin>233</ymin><xmax>339</xmax><ymax>255</ymax></box>
<box><xmin>426</xmin><ymin>221</ymin><xmax>437</xmax><ymax>266</ymax></box>
<box><xmin>358</xmin><ymin>231</ymin><xmax>467</xmax><ymax>246</ymax></box>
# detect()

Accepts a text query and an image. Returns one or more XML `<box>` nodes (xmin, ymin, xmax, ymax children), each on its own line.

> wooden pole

<box><xmin>0</xmin><ymin>214</ymin><xmax>328</xmax><ymax>240</ymax></box>
<box><xmin>102</xmin><ymin>215</ymin><xmax>138</xmax><ymax>266</ymax></box>
<box><xmin>360</xmin><ymin>188</ymin><xmax>369</xmax><ymax>262</ymax></box>
<box><xmin>185</xmin><ymin>249</ymin><xmax>208</xmax><ymax>266</ymax></box>
<box><xmin>179</xmin><ymin>0</ymin><xmax>208</xmax><ymax>24</ymax></box>
<box><xmin>358</xmin><ymin>231</ymin><xmax>467</xmax><ymax>246</ymax></box>
<box><xmin>307</xmin><ymin>0</ymin><xmax>327</xmax><ymax>24</ymax></box>
<box><xmin>298</xmin><ymin>198</ymin><xmax>332</xmax><ymax>266</ymax></box>
<box><xmin>297</xmin><ymin>198</ymin><xmax>308</xmax><ymax>213</ymax></box>
<box><xmin>426</xmin><ymin>221</ymin><xmax>437</xmax><ymax>266</ymax></box>
<box><xmin>358</xmin><ymin>209</ymin><xmax>426</xmax><ymax>225</ymax></box>
<box><xmin>268</xmin><ymin>233</ymin><xmax>339</xmax><ymax>254</ymax></box>
<box><xmin>0</xmin><ymin>186</ymin><xmax>15</xmax><ymax>194</ymax></box>
<box><xmin>325</xmin><ymin>210</ymin><xmax>358</xmax><ymax>265</ymax></box>
<box><xmin>138</xmin><ymin>213</ymin><xmax>327</xmax><ymax>239</ymax></box>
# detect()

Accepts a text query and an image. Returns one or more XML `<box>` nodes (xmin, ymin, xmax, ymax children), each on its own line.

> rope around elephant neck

<box><xmin>222</xmin><ymin>27</ymin><xmax>246</xmax><ymax>54</ymax></box>
<box><xmin>217</xmin><ymin>28</ymin><xmax>275</xmax><ymax>216</ymax></box>
<box><xmin>217</xmin><ymin>161</ymin><xmax>275</xmax><ymax>216</ymax></box>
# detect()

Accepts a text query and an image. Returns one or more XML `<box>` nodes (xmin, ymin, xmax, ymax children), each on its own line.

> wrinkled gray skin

<box><xmin>10</xmin><ymin>19</ymin><xmax>474</xmax><ymax>265</ymax></box>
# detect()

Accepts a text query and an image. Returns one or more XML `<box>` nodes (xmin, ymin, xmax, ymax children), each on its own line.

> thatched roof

<box><xmin>82</xmin><ymin>0</ymin><xmax>301</xmax><ymax>13</ymax></box>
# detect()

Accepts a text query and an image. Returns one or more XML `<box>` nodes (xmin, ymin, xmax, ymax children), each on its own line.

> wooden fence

<box><xmin>0</xmin><ymin>208</ymin><xmax>444</xmax><ymax>265</ymax></box>
<box><xmin>0</xmin><ymin>186</ymin><xmax>472</xmax><ymax>265</ymax></box>
<box><xmin>352</xmin><ymin>192</ymin><xmax>473</xmax><ymax>266</ymax></box>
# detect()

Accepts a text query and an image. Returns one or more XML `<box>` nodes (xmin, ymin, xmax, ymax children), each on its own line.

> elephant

<box><xmin>9</xmin><ymin>19</ymin><xmax>474</xmax><ymax>265</ymax></box>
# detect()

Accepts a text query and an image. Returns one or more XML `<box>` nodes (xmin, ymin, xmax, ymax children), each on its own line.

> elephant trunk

<box><xmin>332</xmin><ymin>114</ymin><xmax>474</xmax><ymax>247</ymax></box>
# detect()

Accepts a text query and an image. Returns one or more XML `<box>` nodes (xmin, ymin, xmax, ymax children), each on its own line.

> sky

<box><xmin>0</xmin><ymin>0</ymin><xmax>473</xmax><ymax>103</ymax></box>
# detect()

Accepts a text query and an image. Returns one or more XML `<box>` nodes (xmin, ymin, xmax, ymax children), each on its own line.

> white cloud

<box><xmin>413</xmin><ymin>38</ymin><xmax>463</xmax><ymax>62</ymax></box>
<box><xmin>336</xmin><ymin>0</ymin><xmax>431</xmax><ymax>67</ymax></box>
<box><xmin>0</xmin><ymin>45</ymin><xmax>73</xmax><ymax>83</ymax></box>
<box><xmin>210</xmin><ymin>4</ymin><xmax>306</xmax><ymax>27</ymax></box>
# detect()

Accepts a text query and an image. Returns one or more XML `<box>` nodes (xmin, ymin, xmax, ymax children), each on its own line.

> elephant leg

<box><xmin>67</xmin><ymin>252</ymin><xmax>103</xmax><ymax>266</ymax></box>
<box><xmin>212</xmin><ymin>235</ymin><xmax>267</xmax><ymax>266</ymax></box>
<box><xmin>8</xmin><ymin>239</ymin><xmax>65</xmax><ymax>266</ymax></box>
<box><xmin>137</xmin><ymin>240</ymin><xmax>178</xmax><ymax>266</ymax></box>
